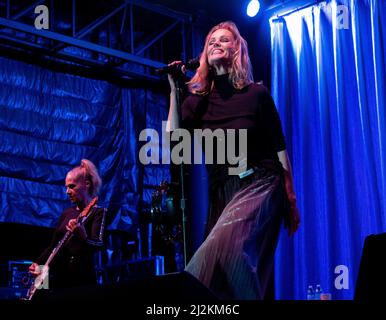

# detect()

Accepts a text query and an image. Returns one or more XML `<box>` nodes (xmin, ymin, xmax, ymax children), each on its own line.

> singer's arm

<box><xmin>166</xmin><ymin>61</ymin><xmax>183</xmax><ymax>132</ymax></box>
<box><xmin>167</xmin><ymin>86</ymin><xmax>179</xmax><ymax>132</ymax></box>
<box><xmin>278</xmin><ymin>150</ymin><xmax>300</xmax><ymax>236</ymax></box>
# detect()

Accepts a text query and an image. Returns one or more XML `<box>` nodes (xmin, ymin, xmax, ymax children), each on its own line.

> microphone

<box><xmin>155</xmin><ymin>58</ymin><xmax>200</xmax><ymax>75</ymax></box>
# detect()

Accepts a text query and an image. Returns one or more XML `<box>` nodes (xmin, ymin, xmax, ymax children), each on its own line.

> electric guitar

<box><xmin>24</xmin><ymin>197</ymin><xmax>98</xmax><ymax>300</ymax></box>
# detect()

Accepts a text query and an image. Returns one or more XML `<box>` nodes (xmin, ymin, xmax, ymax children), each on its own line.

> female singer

<box><xmin>167</xmin><ymin>21</ymin><xmax>300</xmax><ymax>299</ymax></box>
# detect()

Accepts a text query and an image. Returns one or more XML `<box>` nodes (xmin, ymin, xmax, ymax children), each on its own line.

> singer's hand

<box><xmin>167</xmin><ymin>61</ymin><xmax>186</xmax><ymax>92</ymax></box>
<box><xmin>288</xmin><ymin>203</ymin><xmax>300</xmax><ymax>236</ymax></box>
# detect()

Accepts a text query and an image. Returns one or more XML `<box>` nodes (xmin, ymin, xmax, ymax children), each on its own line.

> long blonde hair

<box><xmin>188</xmin><ymin>21</ymin><xmax>254</xmax><ymax>95</ymax></box>
<box><xmin>69</xmin><ymin>159</ymin><xmax>102</xmax><ymax>197</ymax></box>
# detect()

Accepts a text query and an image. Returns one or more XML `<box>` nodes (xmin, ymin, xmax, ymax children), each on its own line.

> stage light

<box><xmin>247</xmin><ymin>0</ymin><xmax>260</xmax><ymax>17</ymax></box>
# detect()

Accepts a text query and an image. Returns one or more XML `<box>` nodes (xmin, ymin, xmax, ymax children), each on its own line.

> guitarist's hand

<box><xmin>66</xmin><ymin>219</ymin><xmax>87</xmax><ymax>241</ymax></box>
<box><xmin>28</xmin><ymin>263</ymin><xmax>41</xmax><ymax>277</ymax></box>
<box><xmin>66</xmin><ymin>218</ymin><xmax>78</xmax><ymax>232</ymax></box>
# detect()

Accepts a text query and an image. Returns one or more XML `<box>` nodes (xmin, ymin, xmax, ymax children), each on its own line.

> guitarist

<box><xmin>29</xmin><ymin>159</ymin><xmax>107</xmax><ymax>290</ymax></box>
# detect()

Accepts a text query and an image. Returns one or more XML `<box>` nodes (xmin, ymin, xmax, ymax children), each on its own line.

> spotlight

<box><xmin>246</xmin><ymin>0</ymin><xmax>260</xmax><ymax>17</ymax></box>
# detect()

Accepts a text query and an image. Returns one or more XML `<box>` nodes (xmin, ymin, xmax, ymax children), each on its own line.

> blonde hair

<box><xmin>188</xmin><ymin>21</ymin><xmax>254</xmax><ymax>95</ymax></box>
<box><xmin>69</xmin><ymin>159</ymin><xmax>102</xmax><ymax>196</ymax></box>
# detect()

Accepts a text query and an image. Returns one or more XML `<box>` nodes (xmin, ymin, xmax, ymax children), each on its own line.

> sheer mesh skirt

<box><xmin>185</xmin><ymin>160</ymin><xmax>289</xmax><ymax>300</ymax></box>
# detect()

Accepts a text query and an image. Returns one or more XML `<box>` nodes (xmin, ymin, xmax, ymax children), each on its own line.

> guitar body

<box><xmin>25</xmin><ymin>265</ymin><xmax>49</xmax><ymax>300</ymax></box>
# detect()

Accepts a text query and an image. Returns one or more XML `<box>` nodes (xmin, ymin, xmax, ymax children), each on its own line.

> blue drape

<box><xmin>0</xmin><ymin>57</ymin><xmax>169</xmax><ymax>232</ymax></box>
<box><xmin>271</xmin><ymin>0</ymin><xmax>386</xmax><ymax>299</ymax></box>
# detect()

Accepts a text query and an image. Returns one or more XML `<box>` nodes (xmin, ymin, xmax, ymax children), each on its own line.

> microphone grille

<box><xmin>186</xmin><ymin>58</ymin><xmax>200</xmax><ymax>70</ymax></box>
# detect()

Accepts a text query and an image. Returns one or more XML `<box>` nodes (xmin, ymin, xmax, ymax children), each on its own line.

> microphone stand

<box><xmin>173</xmin><ymin>71</ymin><xmax>188</xmax><ymax>269</ymax></box>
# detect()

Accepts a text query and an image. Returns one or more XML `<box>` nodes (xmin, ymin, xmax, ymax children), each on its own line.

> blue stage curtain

<box><xmin>271</xmin><ymin>0</ymin><xmax>386</xmax><ymax>299</ymax></box>
<box><xmin>0</xmin><ymin>57</ymin><xmax>169</xmax><ymax>232</ymax></box>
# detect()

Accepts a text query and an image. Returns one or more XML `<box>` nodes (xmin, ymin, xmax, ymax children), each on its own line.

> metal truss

<box><xmin>0</xmin><ymin>0</ymin><xmax>197</xmax><ymax>82</ymax></box>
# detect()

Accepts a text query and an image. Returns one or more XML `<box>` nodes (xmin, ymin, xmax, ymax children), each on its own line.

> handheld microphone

<box><xmin>155</xmin><ymin>58</ymin><xmax>200</xmax><ymax>75</ymax></box>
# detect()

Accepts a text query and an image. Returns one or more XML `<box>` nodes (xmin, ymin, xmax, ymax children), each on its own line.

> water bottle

<box><xmin>307</xmin><ymin>285</ymin><xmax>315</xmax><ymax>300</ymax></box>
<box><xmin>315</xmin><ymin>284</ymin><xmax>322</xmax><ymax>300</ymax></box>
